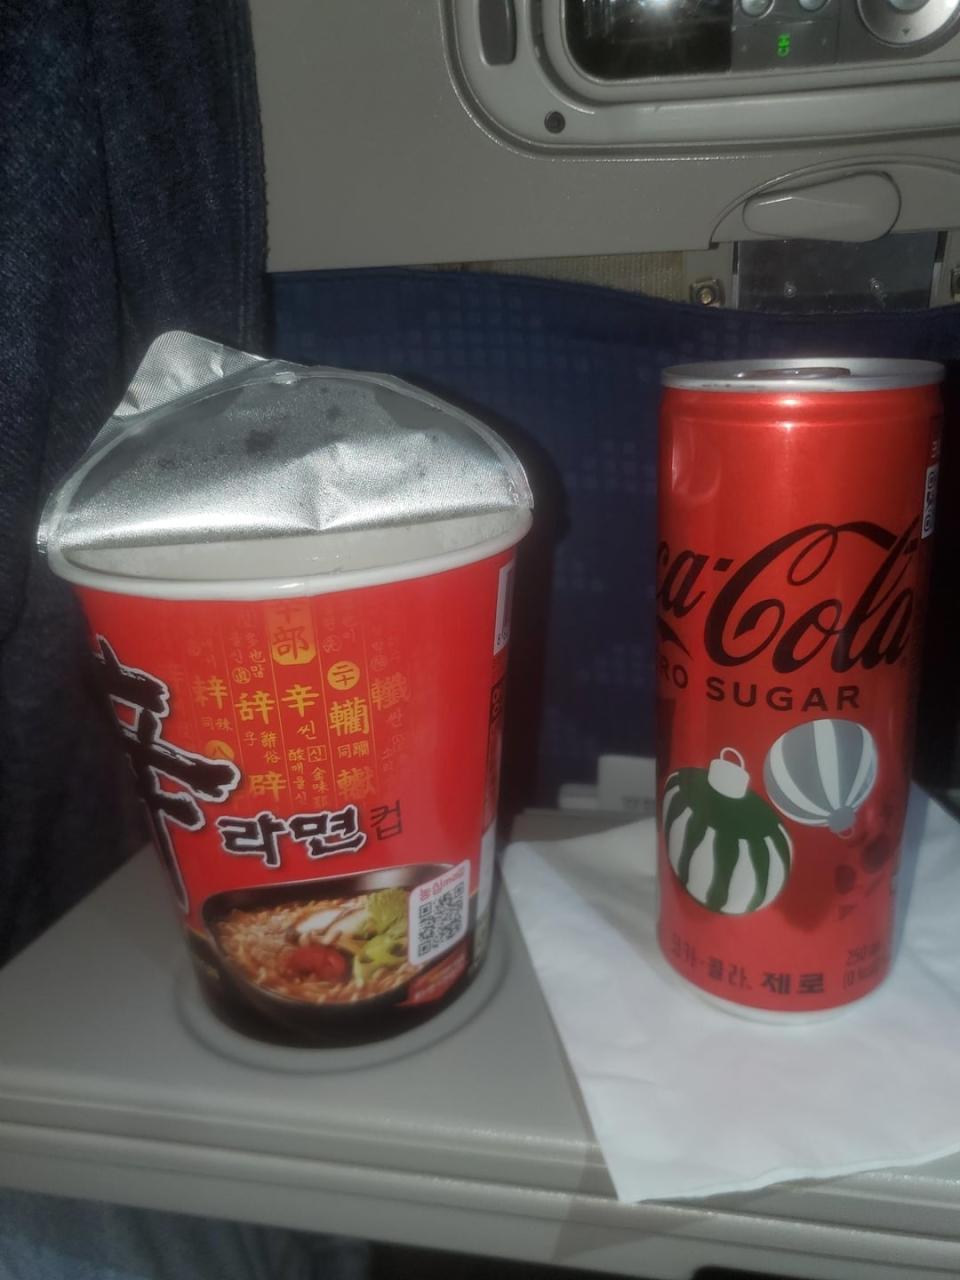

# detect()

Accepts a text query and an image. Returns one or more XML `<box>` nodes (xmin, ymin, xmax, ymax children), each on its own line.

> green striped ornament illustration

<box><xmin>662</xmin><ymin>748</ymin><xmax>792</xmax><ymax>915</ymax></box>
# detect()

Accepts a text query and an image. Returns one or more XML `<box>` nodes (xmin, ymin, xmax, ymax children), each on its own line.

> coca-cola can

<box><xmin>656</xmin><ymin>358</ymin><xmax>942</xmax><ymax>1017</ymax></box>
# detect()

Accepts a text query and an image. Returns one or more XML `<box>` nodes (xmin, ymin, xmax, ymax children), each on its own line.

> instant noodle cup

<box><xmin>39</xmin><ymin>333</ymin><xmax>533</xmax><ymax>1045</ymax></box>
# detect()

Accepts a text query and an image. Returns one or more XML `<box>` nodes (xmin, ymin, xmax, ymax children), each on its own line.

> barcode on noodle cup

<box><xmin>409</xmin><ymin>860</ymin><xmax>470</xmax><ymax>965</ymax></box>
<box><xmin>922</xmin><ymin>462</ymin><xmax>939</xmax><ymax>539</ymax></box>
<box><xmin>494</xmin><ymin>561</ymin><xmax>514</xmax><ymax>654</ymax></box>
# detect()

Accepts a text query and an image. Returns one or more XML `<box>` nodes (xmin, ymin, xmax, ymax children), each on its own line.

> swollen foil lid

<box><xmin>39</xmin><ymin>332</ymin><xmax>532</xmax><ymax>579</ymax></box>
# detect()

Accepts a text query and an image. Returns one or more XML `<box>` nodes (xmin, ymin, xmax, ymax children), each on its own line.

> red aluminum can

<box><xmin>656</xmin><ymin>358</ymin><xmax>942</xmax><ymax>1017</ymax></box>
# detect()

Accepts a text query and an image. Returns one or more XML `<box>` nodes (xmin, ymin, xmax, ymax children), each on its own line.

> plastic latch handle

<box><xmin>742</xmin><ymin>173</ymin><xmax>901</xmax><ymax>243</ymax></box>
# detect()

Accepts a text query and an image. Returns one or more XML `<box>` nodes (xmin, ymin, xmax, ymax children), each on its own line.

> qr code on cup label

<box><xmin>409</xmin><ymin>861</ymin><xmax>470</xmax><ymax>965</ymax></box>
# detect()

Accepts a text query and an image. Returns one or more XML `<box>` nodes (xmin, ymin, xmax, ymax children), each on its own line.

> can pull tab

<box><xmin>734</xmin><ymin>367</ymin><xmax>852</xmax><ymax>381</ymax></box>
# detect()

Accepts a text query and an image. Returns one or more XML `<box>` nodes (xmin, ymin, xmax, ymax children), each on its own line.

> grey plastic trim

<box><xmin>478</xmin><ymin>0</ymin><xmax>517</xmax><ymax>64</ymax></box>
<box><xmin>858</xmin><ymin>0</ymin><xmax>960</xmax><ymax>46</ymax></box>
<box><xmin>742</xmin><ymin>172</ymin><xmax>901</xmax><ymax>240</ymax></box>
<box><xmin>449</xmin><ymin>0</ymin><xmax>960</xmax><ymax>150</ymax></box>
<box><xmin>250</xmin><ymin>1</ymin><xmax>960</xmax><ymax>270</ymax></box>
<box><xmin>712</xmin><ymin>158</ymin><xmax>960</xmax><ymax>243</ymax></box>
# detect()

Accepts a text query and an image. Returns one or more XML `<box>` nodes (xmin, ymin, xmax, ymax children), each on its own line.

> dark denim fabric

<box><xmin>0</xmin><ymin>1189</ymin><xmax>370</xmax><ymax>1280</ymax></box>
<box><xmin>0</xmin><ymin>0</ymin><xmax>266</xmax><ymax>962</ymax></box>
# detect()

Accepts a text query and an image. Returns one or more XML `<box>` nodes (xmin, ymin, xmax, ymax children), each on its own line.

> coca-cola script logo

<box><xmin>657</xmin><ymin>519</ymin><xmax>920</xmax><ymax>675</ymax></box>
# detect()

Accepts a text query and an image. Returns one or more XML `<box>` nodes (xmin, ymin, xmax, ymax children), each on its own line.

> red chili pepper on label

<box><xmin>283</xmin><ymin>944</ymin><xmax>350</xmax><ymax>982</ymax></box>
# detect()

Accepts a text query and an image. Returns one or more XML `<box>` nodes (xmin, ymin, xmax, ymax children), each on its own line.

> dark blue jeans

<box><xmin>0</xmin><ymin>0</ymin><xmax>265</xmax><ymax>964</ymax></box>
<box><xmin>0</xmin><ymin>1190</ymin><xmax>369</xmax><ymax>1280</ymax></box>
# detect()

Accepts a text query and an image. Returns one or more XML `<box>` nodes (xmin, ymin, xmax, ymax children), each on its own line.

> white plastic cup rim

<box><xmin>47</xmin><ymin>509</ymin><xmax>533</xmax><ymax>602</ymax></box>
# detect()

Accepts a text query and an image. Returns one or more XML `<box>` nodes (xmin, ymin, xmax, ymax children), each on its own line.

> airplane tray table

<box><xmin>0</xmin><ymin>820</ymin><xmax>959</xmax><ymax>1280</ymax></box>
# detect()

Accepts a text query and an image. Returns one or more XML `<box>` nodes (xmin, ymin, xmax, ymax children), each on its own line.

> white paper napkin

<box><xmin>503</xmin><ymin>786</ymin><xmax>960</xmax><ymax>1203</ymax></box>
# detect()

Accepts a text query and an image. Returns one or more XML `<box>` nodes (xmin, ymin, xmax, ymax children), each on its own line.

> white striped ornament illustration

<box><xmin>763</xmin><ymin>718</ymin><xmax>877</xmax><ymax>836</ymax></box>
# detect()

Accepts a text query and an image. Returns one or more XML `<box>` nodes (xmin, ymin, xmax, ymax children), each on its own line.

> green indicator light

<box><xmin>777</xmin><ymin>32</ymin><xmax>792</xmax><ymax>57</ymax></box>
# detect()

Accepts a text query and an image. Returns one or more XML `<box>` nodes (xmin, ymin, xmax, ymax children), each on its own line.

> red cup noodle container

<box><xmin>40</xmin><ymin>334</ymin><xmax>532</xmax><ymax>1045</ymax></box>
<box><xmin>656</xmin><ymin>359</ymin><xmax>942</xmax><ymax>1020</ymax></box>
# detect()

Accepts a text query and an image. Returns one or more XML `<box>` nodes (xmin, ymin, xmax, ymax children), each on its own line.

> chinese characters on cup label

<box><xmin>94</xmin><ymin>636</ymin><xmax>241</xmax><ymax>908</ymax></box>
<box><xmin>94</xmin><ymin>637</ymin><xmax>410</xmax><ymax>890</ymax></box>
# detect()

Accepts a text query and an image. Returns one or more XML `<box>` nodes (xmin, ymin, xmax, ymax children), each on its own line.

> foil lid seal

<box><xmin>39</xmin><ymin>332</ymin><xmax>532</xmax><ymax>583</ymax></box>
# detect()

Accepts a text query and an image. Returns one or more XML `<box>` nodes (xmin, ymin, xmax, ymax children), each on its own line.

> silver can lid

<box><xmin>662</xmin><ymin>357</ymin><xmax>944</xmax><ymax>393</ymax></box>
